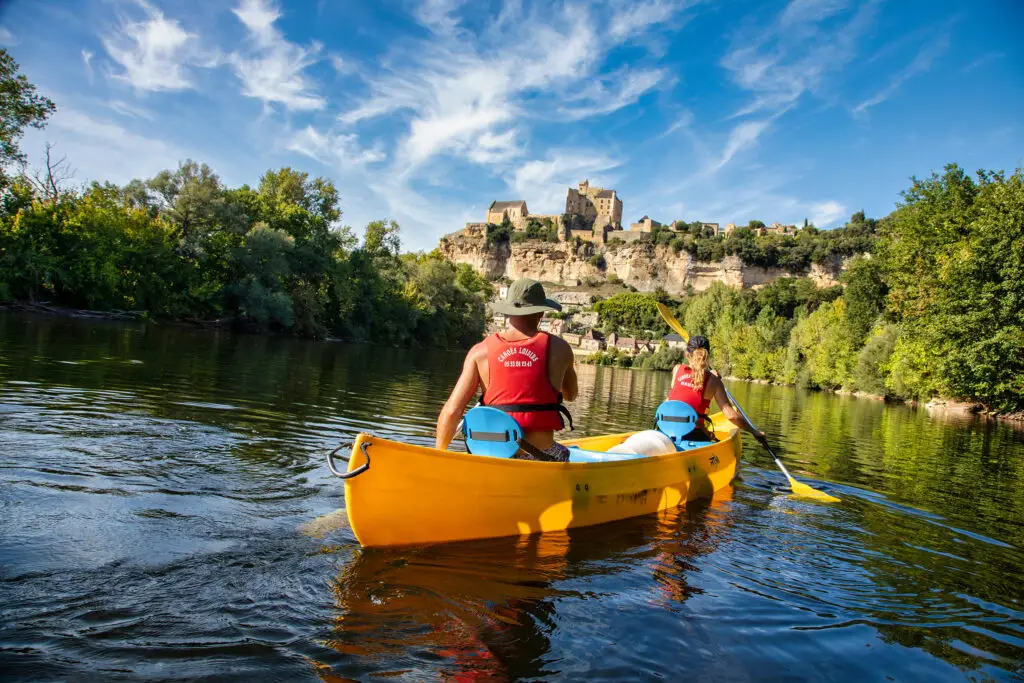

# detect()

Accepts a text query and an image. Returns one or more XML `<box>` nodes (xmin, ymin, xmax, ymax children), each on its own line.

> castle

<box><xmin>460</xmin><ymin>180</ymin><xmax>798</xmax><ymax>244</ymax></box>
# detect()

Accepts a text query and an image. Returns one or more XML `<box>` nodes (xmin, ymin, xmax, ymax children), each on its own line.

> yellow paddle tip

<box><xmin>789</xmin><ymin>480</ymin><xmax>841</xmax><ymax>503</ymax></box>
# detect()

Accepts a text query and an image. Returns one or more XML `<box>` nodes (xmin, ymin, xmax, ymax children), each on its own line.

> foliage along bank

<box><xmin>584</xmin><ymin>166</ymin><xmax>1024</xmax><ymax>416</ymax></box>
<box><xmin>0</xmin><ymin>51</ymin><xmax>490</xmax><ymax>348</ymax></box>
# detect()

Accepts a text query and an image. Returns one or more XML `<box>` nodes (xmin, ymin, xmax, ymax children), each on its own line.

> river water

<box><xmin>1</xmin><ymin>313</ymin><xmax>1022</xmax><ymax>681</ymax></box>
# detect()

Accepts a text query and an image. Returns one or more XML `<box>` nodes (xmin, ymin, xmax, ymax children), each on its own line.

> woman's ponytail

<box><xmin>689</xmin><ymin>347</ymin><xmax>708</xmax><ymax>391</ymax></box>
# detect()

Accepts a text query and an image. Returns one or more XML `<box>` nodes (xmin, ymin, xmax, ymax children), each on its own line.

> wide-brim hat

<box><xmin>489</xmin><ymin>277</ymin><xmax>562</xmax><ymax>316</ymax></box>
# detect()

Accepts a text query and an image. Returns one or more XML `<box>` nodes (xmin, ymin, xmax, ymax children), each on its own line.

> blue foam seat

<box><xmin>461</xmin><ymin>406</ymin><xmax>524</xmax><ymax>458</ymax></box>
<box><xmin>655</xmin><ymin>400</ymin><xmax>701</xmax><ymax>447</ymax></box>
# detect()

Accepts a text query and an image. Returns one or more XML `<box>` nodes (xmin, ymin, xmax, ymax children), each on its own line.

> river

<box><xmin>1</xmin><ymin>312</ymin><xmax>1022</xmax><ymax>681</ymax></box>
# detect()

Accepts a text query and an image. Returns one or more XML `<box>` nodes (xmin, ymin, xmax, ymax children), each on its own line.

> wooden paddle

<box><xmin>657</xmin><ymin>303</ymin><xmax>840</xmax><ymax>503</ymax></box>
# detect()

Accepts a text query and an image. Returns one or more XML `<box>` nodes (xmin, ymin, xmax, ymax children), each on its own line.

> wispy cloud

<box><xmin>82</xmin><ymin>49</ymin><xmax>94</xmax><ymax>85</ymax></box>
<box><xmin>608</xmin><ymin>0</ymin><xmax>692</xmax><ymax>41</ymax></box>
<box><xmin>853</xmin><ymin>27</ymin><xmax>950</xmax><ymax>116</ymax></box>
<box><xmin>721</xmin><ymin>0</ymin><xmax>879</xmax><ymax>118</ymax></box>
<box><xmin>337</xmin><ymin>0</ymin><xmax>692</xmax><ymax>181</ymax></box>
<box><xmin>559</xmin><ymin>68</ymin><xmax>668</xmax><ymax>120</ymax></box>
<box><xmin>709</xmin><ymin>118</ymin><xmax>772</xmax><ymax>173</ymax></box>
<box><xmin>511</xmin><ymin>151</ymin><xmax>621</xmax><ymax>213</ymax></box>
<box><xmin>0</xmin><ymin>26</ymin><xmax>18</xmax><ymax>46</ymax></box>
<box><xmin>25</xmin><ymin>106</ymin><xmax>186</xmax><ymax>185</ymax></box>
<box><xmin>101</xmin><ymin>1</ymin><xmax>197</xmax><ymax>92</ymax></box>
<box><xmin>960</xmin><ymin>51</ymin><xmax>1003</xmax><ymax>74</ymax></box>
<box><xmin>809</xmin><ymin>200</ymin><xmax>845</xmax><ymax>226</ymax></box>
<box><xmin>229</xmin><ymin>0</ymin><xmax>325</xmax><ymax>111</ymax></box>
<box><xmin>287</xmin><ymin>125</ymin><xmax>386</xmax><ymax>168</ymax></box>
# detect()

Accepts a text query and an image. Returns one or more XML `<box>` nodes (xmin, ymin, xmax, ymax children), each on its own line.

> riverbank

<box><xmin>580</xmin><ymin>351</ymin><xmax>1023</xmax><ymax>425</ymax></box>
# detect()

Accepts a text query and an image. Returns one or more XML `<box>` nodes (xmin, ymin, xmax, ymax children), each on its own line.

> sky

<box><xmin>1</xmin><ymin>0</ymin><xmax>1022</xmax><ymax>250</ymax></box>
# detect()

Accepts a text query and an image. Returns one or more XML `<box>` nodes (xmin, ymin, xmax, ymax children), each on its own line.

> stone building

<box><xmin>629</xmin><ymin>215</ymin><xmax>662</xmax><ymax>232</ymax></box>
<box><xmin>565</xmin><ymin>179</ymin><xmax>622</xmax><ymax>231</ymax></box>
<box><xmin>663</xmin><ymin>333</ymin><xmax>686</xmax><ymax>349</ymax></box>
<box><xmin>580</xmin><ymin>329</ymin><xmax>605</xmax><ymax>352</ymax></box>
<box><xmin>563</xmin><ymin>332</ymin><xmax>582</xmax><ymax>346</ymax></box>
<box><xmin>486</xmin><ymin>200</ymin><xmax>528</xmax><ymax>228</ymax></box>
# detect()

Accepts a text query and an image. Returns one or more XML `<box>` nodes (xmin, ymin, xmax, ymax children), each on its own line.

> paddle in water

<box><xmin>656</xmin><ymin>303</ymin><xmax>840</xmax><ymax>503</ymax></box>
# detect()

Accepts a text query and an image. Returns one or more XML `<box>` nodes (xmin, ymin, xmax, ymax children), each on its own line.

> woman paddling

<box><xmin>668</xmin><ymin>335</ymin><xmax>765</xmax><ymax>441</ymax></box>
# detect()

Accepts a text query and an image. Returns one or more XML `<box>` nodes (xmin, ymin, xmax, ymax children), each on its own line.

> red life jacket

<box><xmin>482</xmin><ymin>332</ymin><xmax>570</xmax><ymax>432</ymax></box>
<box><xmin>668</xmin><ymin>365</ymin><xmax>712</xmax><ymax>414</ymax></box>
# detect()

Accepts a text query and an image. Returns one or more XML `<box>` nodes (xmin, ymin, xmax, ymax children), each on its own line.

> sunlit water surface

<box><xmin>1</xmin><ymin>313</ymin><xmax>1022</xmax><ymax>681</ymax></box>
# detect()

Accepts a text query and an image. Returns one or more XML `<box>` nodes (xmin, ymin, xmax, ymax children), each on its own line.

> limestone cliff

<box><xmin>439</xmin><ymin>233</ymin><xmax>848</xmax><ymax>294</ymax></box>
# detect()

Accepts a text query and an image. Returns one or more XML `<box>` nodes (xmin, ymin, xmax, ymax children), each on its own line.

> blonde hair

<box><xmin>688</xmin><ymin>348</ymin><xmax>709</xmax><ymax>391</ymax></box>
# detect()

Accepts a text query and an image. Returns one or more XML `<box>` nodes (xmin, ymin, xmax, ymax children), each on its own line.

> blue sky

<box><xmin>2</xmin><ymin>0</ymin><xmax>1022</xmax><ymax>250</ymax></box>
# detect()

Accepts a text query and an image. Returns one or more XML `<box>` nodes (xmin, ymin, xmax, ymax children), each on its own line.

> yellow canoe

<box><xmin>335</xmin><ymin>412</ymin><xmax>741</xmax><ymax>548</ymax></box>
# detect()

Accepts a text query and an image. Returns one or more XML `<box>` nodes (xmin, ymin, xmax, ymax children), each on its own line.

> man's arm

<box><xmin>435</xmin><ymin>345</ymin><xmax>484</xmax><ymax>450</ymax></box>
<box><xmin>551</xmin><ymin>336</ymin><xmax>578</xmax><ymax>402</ymax></box>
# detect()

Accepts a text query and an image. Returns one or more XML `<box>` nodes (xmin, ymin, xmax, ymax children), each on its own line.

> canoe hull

<box><xmin>343</xmin><ymin>414</ymin><xmax>741</xmax><ymax>548</ymax></box>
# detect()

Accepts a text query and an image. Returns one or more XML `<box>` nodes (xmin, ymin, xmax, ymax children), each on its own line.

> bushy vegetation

<box><xmin>0</xmin><ymin>51</ymin><xmax>489</xmax><ymax>348</ymax></box>
<box><xmin>594</xmin><ymin>166</ymin><xmax>1024</xmax><ymax>414</ymax></box>
<box><xmin>646</xmin><ymin>213</ymin><xmax>879</xmax><ymax>271</ymax></box>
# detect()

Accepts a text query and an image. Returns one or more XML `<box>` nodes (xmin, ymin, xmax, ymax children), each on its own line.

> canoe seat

<box><xmin>655</xmin><ymin>400</ymin><xmax>700</xmax><ymax>447</ymax></box>
<box><xmin>461</xmin><ymin>406</ymin><xmax>525</xmax><ymax>458</ymax></box>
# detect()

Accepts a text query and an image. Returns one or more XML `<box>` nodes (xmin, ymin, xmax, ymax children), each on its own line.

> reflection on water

<box><xmin>0</xmin><ymin>313</ymin><xmax>1022</xmax><ymax>681</ymax></box>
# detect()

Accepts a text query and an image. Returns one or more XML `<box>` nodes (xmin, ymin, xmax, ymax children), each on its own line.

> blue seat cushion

<box><xmin>462</xmin><ymin>406</ymin><xmax>524</xmax><ymax>458</ymax></box>
<box><xmin>655</xmin><ymin>400</ymin><xmax>700</xmax><ymax>445</ymax></box>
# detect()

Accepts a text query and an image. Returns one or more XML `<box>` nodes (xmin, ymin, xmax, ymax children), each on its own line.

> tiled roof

<box><xmin>488</xmin><ymin>200</ymin><xmax>527</xmax><ymax>210</ymax></box>
<box><xmin>595</xmin><ymin>190</ymin><xmax>615</xmax><ymax>198</ymax></box>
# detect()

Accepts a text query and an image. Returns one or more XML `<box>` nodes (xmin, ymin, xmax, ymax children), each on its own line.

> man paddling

<box><xmin>435</xmin><ymin>278</ymin><xmax>578</xmax><ymax>461</ymax></box>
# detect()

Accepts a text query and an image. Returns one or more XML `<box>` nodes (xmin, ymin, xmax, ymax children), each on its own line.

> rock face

<box><xmin>439</xmin><ymin>234</ymin><xmax>849</xmax><ymax>294</ymax></box>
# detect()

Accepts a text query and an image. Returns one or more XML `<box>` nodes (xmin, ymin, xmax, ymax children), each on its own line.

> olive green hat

<box><xmin>489</xmin><ymin>278</ymin><xmax>562</xmax><ymax>316</ymax></box>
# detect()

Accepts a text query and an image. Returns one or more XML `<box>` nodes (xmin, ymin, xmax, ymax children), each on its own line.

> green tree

<box><xmin>0</xmin><ymin>50</ymin><xmax>56</xmax><ymax>187</ymax></box>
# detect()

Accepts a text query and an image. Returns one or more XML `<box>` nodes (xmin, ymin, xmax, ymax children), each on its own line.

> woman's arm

<box><xmin>710</xmin><ymin>374</ymin><xmax>765</xmax><ymax>439</ymax></box>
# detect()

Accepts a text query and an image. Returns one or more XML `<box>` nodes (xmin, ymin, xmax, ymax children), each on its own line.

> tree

<box><xmin>0</xmin><ymin>50</ymin><xmax>56</xmax><ymax>187</ymax></box>
<box><xmin>880</xmin><ymin>164</ymin><xmax>1024</xmax><ymax>411</ymax></box>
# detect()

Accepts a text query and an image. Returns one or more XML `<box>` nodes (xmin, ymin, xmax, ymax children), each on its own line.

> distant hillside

<box><xmin>439</xmin><ymin>213</ymin><xmax>878</xmax><ymax>294</ymax></box>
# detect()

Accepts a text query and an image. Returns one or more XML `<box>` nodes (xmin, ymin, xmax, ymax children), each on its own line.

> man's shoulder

<box><xmin>546</xmin><ymin>333</ymin><xmax>574</xmax><ymax>358</ymax></box>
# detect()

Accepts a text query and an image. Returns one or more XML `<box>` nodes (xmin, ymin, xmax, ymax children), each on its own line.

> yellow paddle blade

<box><xmin>657</xmin><ymin>302</ymin><xmax>689</xmax><ymax>341</ymax></box>
<box><xmin>787</xmin><ymin>478</ymin><xmax>841</xmax><ymax>503</ymax></box>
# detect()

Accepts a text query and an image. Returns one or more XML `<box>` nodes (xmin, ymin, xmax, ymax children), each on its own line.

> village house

<box><xmin>663</xmin><ymin>333</ymin><xmax>686</xmax><ymax>349</ymax></box>
<box><xmin>539</xmin><ymin>318</ymin><xmax>566</xmax><ymax>336</ymax></box>
<box><xmin>563</xmin><ymin>332</ymin><xmax>582</xmax><ymax>346</ymax></box>
<box><xmin>629</xmin><ymin>215</ymin><xmax>662</xmax><ymax>233</ymax></box>
<box><xmin>613</xmin><ymin>336</ymin><xmax>638</xmax><ymax>354</ymax></box>
<box><xmin>580</xmin><ymin>329</ymin><xmax>605</xmax><ymax>352</ymax></box>
<box><xmin>486</xmin><ymin>200</ymin><xmax>528</xmax><ymax>228</ymax></box>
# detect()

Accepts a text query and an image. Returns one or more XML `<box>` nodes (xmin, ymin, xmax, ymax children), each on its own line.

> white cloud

<box><xmin>24</xmin><ymin>107</ymin><xmax>185</xmax><ymax>185</ymax></box>
<box><xmin>330</xmin><ymin>54</ymin><xmax>355</xmax><ymax>75</ymax></box>
<box><xmin>82</xmin><ymin>49</ymin><xmax>94</xmax><ymax>85</ymax></box>
<box><xmin>105</xmin><ymin>100</ymin><xmax>155</xmax><ymax>120</ymax></box>
<box><xmin>609</xmin><ymin>0</ymin><xmax>690</xmax><ymax>40</ymax></box>
<box><xmin>511</xmin><ymin>152</ymin><xmax>621</xmax><ymax>213</ymax></box>
<box><xmin>809</xmin><ymin>200</ymin><xmax>845</xmax><ymax>226</ymax></box>
<box><xmin>853</xmin><ymin>29</ymin><xmax>951</xmax><ymax>116</ymax></box>
<box><xmin>467</xmin><ymin>130</ymin><xmax>522</xmax><ymax>164</ymax></box>
<box><xmin>338</xmin><ymin>0</ymin><xmax>693</xmax><ymax>176</ymax></box>
<box><xmin>960</xmin><ymin>51</ymin><xmax>1002</xmax><ymax>73</ymax></box>
<box><xmin>559</xmin><ymin>68</ymin><xmax>667</xmax><ymax>120</ymax></box>
<box><xmin>101</xmin><ymin>2</ymin><xmax>196</xmax><ymax>92</ymax></box>
<box><xmin>779</xmin><ymin>0</ymin><xmax>849</xmax><ymax>27</ymax></box>
<box><xmin>708</xmin><ymin>118</ymin><xmax>771</xmax><ymax>173</ymax></box>
<box><xmin>229</xmin><ymin>0</ymin><xmax>325</xmax><ymax>111</ymax></box>
<box><xmin>287</xmin><ymin>125</ymin><xmax>386</xmax><ymax>168</ymax></box>
<box><xmin>0</xmin><ymin>26</ymin><xmax>18</xmax><ymax>46</ymax></box>
<box><xmin>721</xmin><ymin>0</ymin><xmax>879</xmax><ymax>118</ymax></box>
